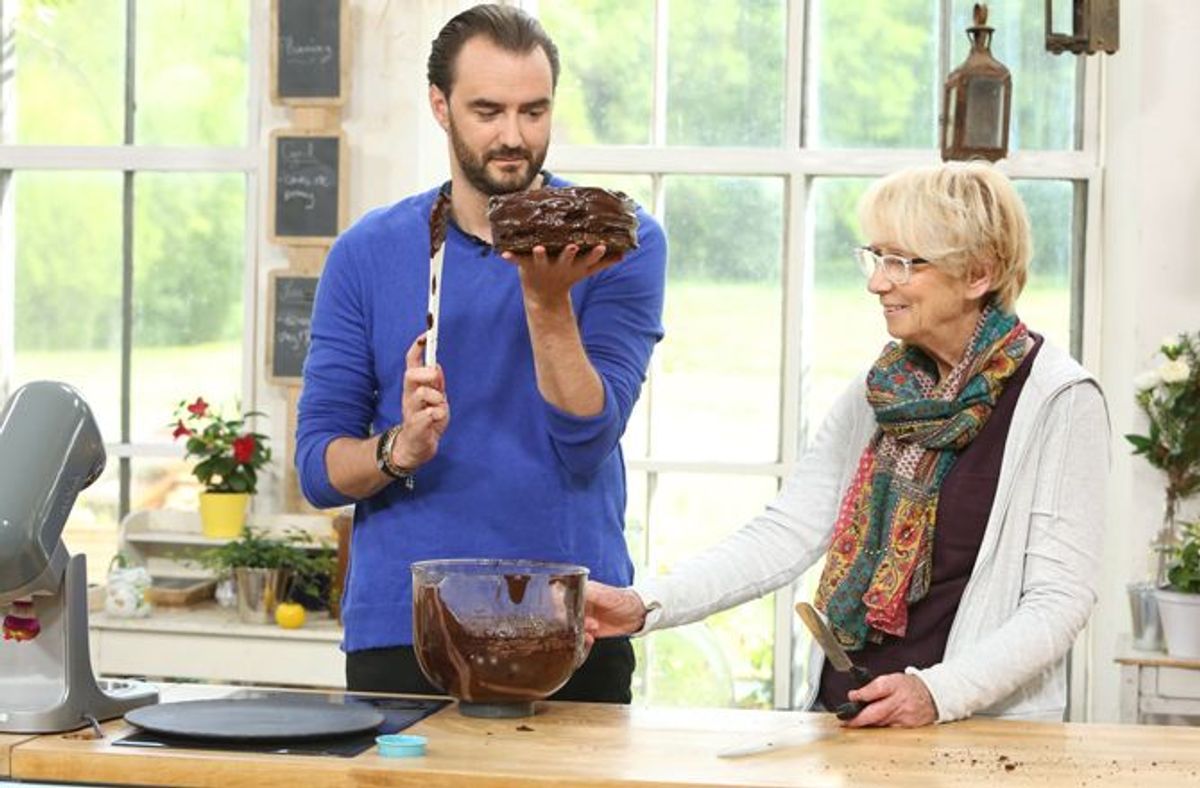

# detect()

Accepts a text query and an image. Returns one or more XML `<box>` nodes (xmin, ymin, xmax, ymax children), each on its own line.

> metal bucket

<box><xmin>1128</xmin><ymin>581</ymin><xmax>1164</xmax><ymax>651</ymax></box>
<box><xmin>234</xmin><ymin>567</ymin><xmax>294</xmax><ymax>624</ymax></box>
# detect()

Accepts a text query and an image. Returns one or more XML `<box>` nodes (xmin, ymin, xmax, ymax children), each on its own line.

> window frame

<box><xmin>535</xmin><ymin>0</ymin><xmax>1105</xmax><ymax>714</ymax></box>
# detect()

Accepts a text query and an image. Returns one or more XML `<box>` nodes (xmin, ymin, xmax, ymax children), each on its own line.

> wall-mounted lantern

<box><xmin>941</xmin><ymin>4</ymin><xmax>1011</xmax><ymax>163</ymax></box>
<box><xmin>1045</xmin><ymin>0</ymin><xmax>1119</xmax><ymax>55</ymax></box>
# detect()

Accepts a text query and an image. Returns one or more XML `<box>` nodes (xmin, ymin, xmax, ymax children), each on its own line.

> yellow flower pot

<box><xmin>198</xmin><ymin>491</ymin><xmax>250</xmax><ymax>539</ymax></box>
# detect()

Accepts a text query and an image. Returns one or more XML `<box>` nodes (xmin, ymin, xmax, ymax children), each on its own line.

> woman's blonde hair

<box><xmin>857</xmin><ymin>162</ymin><xmax>1031</xmax><ymax>312</ymax></box>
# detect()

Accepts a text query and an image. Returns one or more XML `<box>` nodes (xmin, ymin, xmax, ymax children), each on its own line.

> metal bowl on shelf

<box><xmin>411</xmin><ymin>559</ymin><xmax>588</xmax><ymax>718</ymax></box>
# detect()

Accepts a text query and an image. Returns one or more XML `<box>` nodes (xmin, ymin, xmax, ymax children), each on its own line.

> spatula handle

<box><xmin>834</xmin><ymin>665</ymin><xmax>874</xmax><ymax>720</ymax></box>
<box><xmin>834</xmin><ymin>700</ymin><xmax>865</xmax><ymax>721</ymax></box>
<box><xmin>849</xmin><ymin>665</ymin><xmax>873</xmax><ymax>688</ymax></box>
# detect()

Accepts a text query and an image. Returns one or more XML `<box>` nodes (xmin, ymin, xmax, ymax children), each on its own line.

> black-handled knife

<box><xmin>795</xmin><ymin>602</ymin><xmax>874</xmax><ymax>721</ymax></box>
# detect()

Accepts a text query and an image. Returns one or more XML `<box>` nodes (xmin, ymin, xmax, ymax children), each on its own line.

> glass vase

<box><xmin>1151</xmin><ymin>493</ymin><xmax>1182</xmax><ymax>589</ymax></box>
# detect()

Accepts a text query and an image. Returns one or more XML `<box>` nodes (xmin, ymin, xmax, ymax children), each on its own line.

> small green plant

<box><xmin>196</xmin><ymin>526</ymin><xmax>301</xmax><ymax>571</ymax></box>
<box><xmin>1168</xmin><ymin>521</ymin><xmax>1200</xmax><ymax>594</ymax></box>
<box><xmin>195</xmin><ymin>526</ymin><xmax>335</xmax><ymax>605</ymax></box>
<box><xmin>285</xmin><ymin>528</ymin><xmax>338</xmax><ymax>606</ymax></box>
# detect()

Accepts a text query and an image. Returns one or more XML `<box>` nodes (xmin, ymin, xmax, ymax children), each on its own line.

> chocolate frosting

<box><xmin>487</xmin><ymin>186</ymin><xmax>639</xmax><ymax>254</ymax></box>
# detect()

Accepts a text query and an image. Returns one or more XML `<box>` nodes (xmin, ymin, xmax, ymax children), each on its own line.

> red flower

<box><xmin>172</xmin><ymin>419</ymin><xmax>192</xmax><ymax>440</ymax></box>
<box><xmin>187</xmin><ymin>397</ymin><xmax>209</xmax><ymax>416</ymax></box>
<box><xmin>233</xmin><ymin>434</ymin><xmax>257</xmax><ymax>464</ymax></box>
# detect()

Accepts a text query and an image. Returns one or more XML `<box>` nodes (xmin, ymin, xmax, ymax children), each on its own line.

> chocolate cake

<box><xmin>487</xmin><ymin>186</ymin><xmax>639</xmax><ymax>255</ymax></box>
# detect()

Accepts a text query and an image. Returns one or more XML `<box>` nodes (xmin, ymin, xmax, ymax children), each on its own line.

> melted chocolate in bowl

<box><xmin>412</xmin><ymin>560</ymin><xmax>588</xmax><ymax>717</ymax></box>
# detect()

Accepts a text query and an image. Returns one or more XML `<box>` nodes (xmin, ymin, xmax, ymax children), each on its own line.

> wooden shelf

<box><xmin>121</xmin><ymin>509</ymin><xmax>339</xmax><ymax>542</ymax></box>
<box><xmin>125</xmin><ymin>532</ymin><xmax>233</xmax><ymax>547</ymax></box>
<box><xmin>118</xmin><ymin>509</ymin><xmax>339</xmax><ymax>581</ymax></box>
<box><xmin>125</xmin><ymin>531</ymin><xmax>331</xmax><ymax>550</ymax></box>
<box><xmin>91</xmin><ymin>603</ymin><xmax>341</xmax><ymax>642</ymax></box>
<box><xmin>90</xmin><ymin>509</ymin><xmax>349</xmax><ymax>688</ymax></box>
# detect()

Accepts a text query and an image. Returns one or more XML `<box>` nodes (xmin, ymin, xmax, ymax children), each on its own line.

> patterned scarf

<box><xmin>814</xmin><ymin>303</ymin><xmax>1030</xmax><ymax>650</ymax></box>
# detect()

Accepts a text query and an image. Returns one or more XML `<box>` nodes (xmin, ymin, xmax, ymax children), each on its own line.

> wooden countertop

<box><xmin>1</xmin><ymin>733</ymin><xmax>35</xmax><ymax>778</ymax></box>
<box><xmin>10</xmin><ymin>685</ymin><xmax>1200</xmax><ymax>787</ymax></box>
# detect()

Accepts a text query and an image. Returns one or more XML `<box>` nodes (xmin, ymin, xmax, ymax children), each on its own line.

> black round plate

<box><xmin>125</xmin><ymin>698</ymin><xmax>384</xmax><ymax>741</ymax></box>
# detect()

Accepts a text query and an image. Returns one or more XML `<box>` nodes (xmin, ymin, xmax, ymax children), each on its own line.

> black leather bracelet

<box><xmin>375</xmin><ymin>425</ymin><xmax>415</xmax><ymax>490</ymax></box>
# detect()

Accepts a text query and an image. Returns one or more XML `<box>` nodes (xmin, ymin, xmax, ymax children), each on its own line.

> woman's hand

<box><xmin>843</xmin><ymin>673</ymin><xmax>937</xmax><ymax>728</ymax></box>
<box><xmin>583</xmin><ymin>580</ymin><xmax>648</xmax><ymax>648</ymax></box>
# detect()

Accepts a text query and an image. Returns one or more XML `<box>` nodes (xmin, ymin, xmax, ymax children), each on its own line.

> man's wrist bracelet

<box><xmin>375</xmin><ymin>425</ymin><xmax>415</xmax><ymax>490</ymax></box>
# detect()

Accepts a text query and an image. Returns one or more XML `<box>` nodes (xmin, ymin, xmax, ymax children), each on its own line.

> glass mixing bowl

<box><xmin>411</xmin><ymin>559</ymin><xmax>589</xmax><ymax>718</ymax></box>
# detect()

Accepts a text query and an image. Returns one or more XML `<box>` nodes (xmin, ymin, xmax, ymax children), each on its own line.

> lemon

<box><xmin>275</xmin><ymin>602</ymin><xmax>306</xmax><ymax>629</ymax></box>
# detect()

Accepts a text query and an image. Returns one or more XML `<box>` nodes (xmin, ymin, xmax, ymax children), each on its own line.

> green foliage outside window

<box><xmin>665</xmin><ymin>0</ymin><xmax>785</xmax><ymax>147</ymax></box>
<box><xmin>7</xmin><ymin>0</ymin><xmax>248</xmax><ymax>351</ymax></box>
<box><xmin>543</xmin><ymin>0</ymin><xmax>654</xmax><ymax>145</ymax></box>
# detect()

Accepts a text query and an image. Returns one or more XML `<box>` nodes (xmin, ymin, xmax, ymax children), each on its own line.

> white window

<box><xmin>0</xmin><ymin>1</ymin><xmax>258</xmax><ymax>583</ymax></box>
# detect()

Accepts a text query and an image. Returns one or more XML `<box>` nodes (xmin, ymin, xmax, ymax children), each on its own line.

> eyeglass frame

<box><xmin>852</xmin><ymin>245</ymin><xmax>931</xmax><ymax>285</ymax></box>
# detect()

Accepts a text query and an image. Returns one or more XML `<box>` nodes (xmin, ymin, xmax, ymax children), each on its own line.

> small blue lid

<box><xmin>376</xmin><ymin>734</ymin><xmax>428</xmax><ymax>758</ymax></box>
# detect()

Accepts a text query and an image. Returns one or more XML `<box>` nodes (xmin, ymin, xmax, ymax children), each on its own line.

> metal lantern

<box><xmin>1046</xmin><ymin>0</ymin><xmax>1119</xmax><ymax>55</ymax></box>
<box><xmin>940</xmin><ymin>4</ymin><xmax>1011</xmax><ymax>163</ymax></box>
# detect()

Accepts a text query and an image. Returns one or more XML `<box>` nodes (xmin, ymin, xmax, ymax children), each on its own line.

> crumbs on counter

<box><xmin>996</xmin><ymin>754</ymin><xmax>1022</xmax><ymax>772</ymax></box>
<box><xmin>516</xmin><ymin>725</ymin><xmax>534</xmax><ymax>732</ymax></box>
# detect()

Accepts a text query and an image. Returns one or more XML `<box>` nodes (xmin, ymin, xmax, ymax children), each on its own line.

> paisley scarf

<box><xmin>814</xmin><ymin>303</ymin><xmax>1031</xmax><ymax>650</ymax></box>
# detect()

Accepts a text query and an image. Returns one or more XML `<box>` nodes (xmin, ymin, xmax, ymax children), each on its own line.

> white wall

<box><xmin>252</xmin><ymin>0</ymin><xmax>1200</xmax><ymax>721</ymax></box>
<box><xmin>1089</xmin><ymin>0</ymin><xmax>1200</xmax><ymax>722</ymax></box>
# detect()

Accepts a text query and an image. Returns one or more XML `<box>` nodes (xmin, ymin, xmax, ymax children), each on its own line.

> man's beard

<box><xmin>449</xmin><ymin>114</ymin><xmax>548</xmax><ymax>196</ymax></box>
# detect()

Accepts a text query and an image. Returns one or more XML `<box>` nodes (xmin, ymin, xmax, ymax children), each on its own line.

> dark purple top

<box><xmin>817</xmin><ymin>336</ymin><xmax>1043</xmax><ymax>710</ymax></box>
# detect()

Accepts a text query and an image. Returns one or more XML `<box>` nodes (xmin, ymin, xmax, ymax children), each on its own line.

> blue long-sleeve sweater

<box><xmin>295</xmin><ymin>175</ymin><xmax>667</xmax><ymax>651</ymax></box>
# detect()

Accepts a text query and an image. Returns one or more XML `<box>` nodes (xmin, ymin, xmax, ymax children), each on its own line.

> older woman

<box><xmin>586</xmin><ymin>162</ymin><xmax>1108</xmax><ymax>727</ymax></box>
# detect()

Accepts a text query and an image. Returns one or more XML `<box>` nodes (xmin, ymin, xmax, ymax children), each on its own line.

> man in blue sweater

<box><xmin>295</xmin><ymin>4</ymin><xmax>666</xmax><ymax>703</ymax></box>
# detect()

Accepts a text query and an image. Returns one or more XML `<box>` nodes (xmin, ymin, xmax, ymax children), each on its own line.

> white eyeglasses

<box><xmin>853</xmin><ymin>246</ymin><xmax>930</xmax><ymax>285</ymax></box>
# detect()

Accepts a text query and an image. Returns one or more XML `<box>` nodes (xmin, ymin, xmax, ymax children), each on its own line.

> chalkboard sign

<box><xmin>267</xmin><ymin>271</ymin><xmax>319</xmax><ymax>384</ymax></box>
<box><xmin>269</xmin><ymin>130</ymin><xmax>346</xmax><ymax>245</ymax></box>
<box><xmin>271</xmin><ymin>0</ymin><xmax>347</xmax><ymax>105</ymax></box>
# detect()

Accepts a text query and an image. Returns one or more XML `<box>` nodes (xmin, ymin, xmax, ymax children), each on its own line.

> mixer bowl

<box><xmin>411</xmin><ymin>559</ymin><xmax>589</xmax><ymax>718</ymax></box>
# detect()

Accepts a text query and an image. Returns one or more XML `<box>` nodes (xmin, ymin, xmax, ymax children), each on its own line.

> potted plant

<box><xmin>196</xmin><ymin>526</ymin><xmax>332</xmax><ymax>624</ymax></box>
<box><xmin>1126</xmin><ymin>331</ymin><xmax>1200</xmax><ymax>650</ymax></box>
<box><xmin>280</xmin><ymin>528</ymin><xmax>339</xmax><ymax>623</ymax></box>
<box><xmin>1156</xmin><ymin>520</ymin><xmax>1200</xmax><ymax>658</ymax></box>
<box><xmin>1127</xmin><ymin>332</ymin><xmax>1200</xmax><ymax>575</ymax></box>
<box><xmin>172</xmin><ymin>397</ymin><xmax>272</xmax><ymax>538</ymax></box>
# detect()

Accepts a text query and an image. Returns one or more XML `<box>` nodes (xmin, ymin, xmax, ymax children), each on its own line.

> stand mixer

<box><xmin>0</xmin><ymin>381</ymin><xmax>158</xmax><ymax>733</ymax></box>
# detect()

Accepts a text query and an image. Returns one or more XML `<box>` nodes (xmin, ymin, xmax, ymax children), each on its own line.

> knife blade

<box><xmin>425</xmin><ymin>193</ymin><xmax>450</xmax><ymax>367</ymax></box>
<box><xmin>716</xmin><ymin>737</ymin><xmax>785</xmax><ymax>759</ymax></box>
<box><xmin>795</xmin><ymin>602</ymin><xmax>873</xmax><ymax>721</ymax></box>
<box><xmin>716</xmin><ymin>726</ymin><xmax>835</xmax><ymax>759</ymax></box>
<box><xmin>425</xmin><ymin>244</ymin><xmax>444</xmax><ymax>367</ymax></box>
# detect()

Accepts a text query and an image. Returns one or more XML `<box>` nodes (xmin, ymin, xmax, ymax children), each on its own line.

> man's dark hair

<box><xmin>427</xmin><ymin>4</ymin><xmax>560</xmax><ymax>97</ymax></box>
